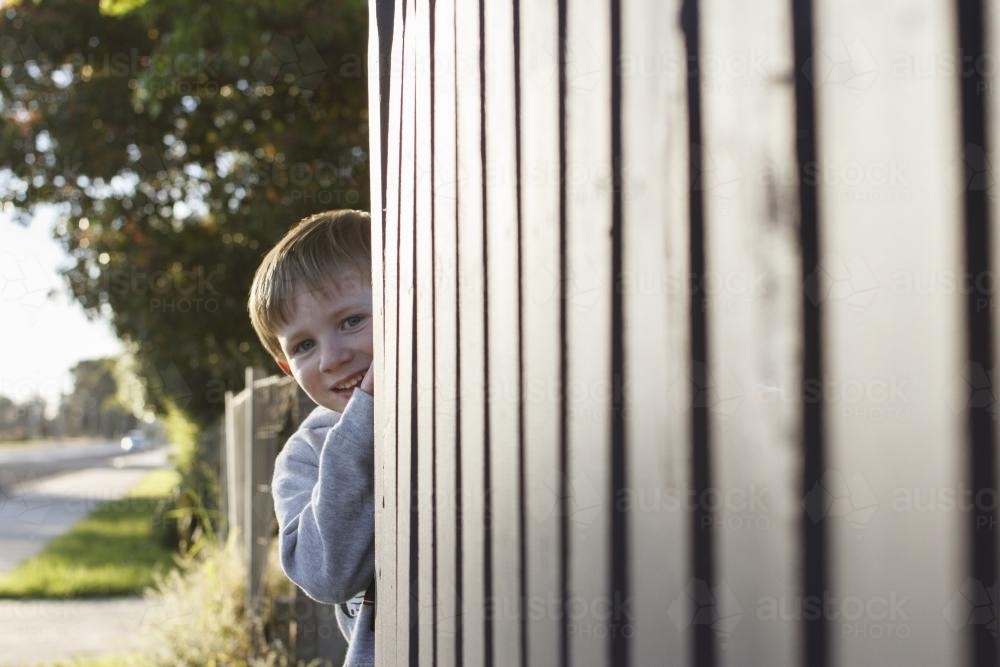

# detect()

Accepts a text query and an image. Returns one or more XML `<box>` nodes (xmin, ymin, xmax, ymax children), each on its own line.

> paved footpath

<box><xmin>0</xmin><ymin>447</ymin><xmax>170</xmax><ymax>666</ymax></box>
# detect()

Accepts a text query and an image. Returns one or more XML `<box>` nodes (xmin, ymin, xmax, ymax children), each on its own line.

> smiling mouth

<box><xmin>331</xmin><ymin>372</ymin><xmax>365</xmax><ymax>393</ymax></box>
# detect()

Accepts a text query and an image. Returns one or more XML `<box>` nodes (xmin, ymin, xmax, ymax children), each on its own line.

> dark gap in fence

<box><xmin>556</xmin><ymin>0</ymin><xmax>570</xmax><ymax>665</ymax></box>
<box><xmin>409</xmin><ymin>89</ymin><xmax>421</xmax><ymax>667</ymax></box>
<box><xmin>608</xmin><ymin>1</ymin><xmax>628</xmax><ymax>666</ymax></box>
<box><xmin>377</xmin><ymin>0</ymin><xmax>394</xmax><ymax>220</ymax></box>
<box><xmin>428</xmin><ymin>2</ymin><xmax>439</xmax><ymax>664</ymax></box>
<box><xmin>376</xmin><ymin>0</ymin><xmax>394</xmax><ymax>476</ymax></box>
<box><xmin>956</xmin><ymin>2</ymin><xmax>999</xmax><ymax>667</ymax></box>
<box><xmin>453</xmin><ymin>0</ymin><xmax>465</xmax><ymax>660</ymax></box>
<box><xmin>791</xmin><ymin>1</ymin><xmax>828</xmax><ymax>666</ymax></box>
<box><xmin>478</xmin><ymin>0</ymin><xmax>495</xmax><ymax>664</ymax></box>
<box><xmin>511</xmin><ymin>0</ymin><xmax>528</xmax><ymax>665</ymax></box>
<box><xmin>679</xmin><ymin>1</ymin><xmax>715</xmax><ymax>666</ymax></box>
<box><xmin>377</xmin><ymin>1</ymin><xmax>394</xmax><ymax>533</ymax></box>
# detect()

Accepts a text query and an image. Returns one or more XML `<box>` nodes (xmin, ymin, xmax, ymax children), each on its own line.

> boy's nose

<box><xmin>320</xmin><ymin>344</ymin><xmax>350</xmax><ymax>373</ymax></box>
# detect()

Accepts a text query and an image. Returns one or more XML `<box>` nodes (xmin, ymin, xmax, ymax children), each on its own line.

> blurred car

<box><xmin>120</xmin><ymin>429</ymin><xmax>148</xmax><ymax>452</ymax></box>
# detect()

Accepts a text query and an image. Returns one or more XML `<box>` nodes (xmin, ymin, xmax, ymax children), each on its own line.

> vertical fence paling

<box><xmin>219</xmin><ymin>391</ymin><xmax>231</xmax><ymax>544</ymax></box>
<box><xmin>247</xmin><ymin>370</ymin><xmax>284</xmax><ymax>611</ymax></box>
<box><xmin>243</xmin><ymin>366</ymin><xmax>259</xmax><ymax>611</ymax></box>
<box><xmin>226</xmin><ymin>388</ymin><xmax>249</xmax><ymax>550</ymax></box>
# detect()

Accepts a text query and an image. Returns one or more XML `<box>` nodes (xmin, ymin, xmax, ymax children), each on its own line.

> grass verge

<box><xmin>0</xmin><ymin>468</ymin><xmax>181</xmax><ymax>598</ymax></box>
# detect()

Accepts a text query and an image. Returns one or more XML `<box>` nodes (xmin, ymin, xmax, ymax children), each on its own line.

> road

<box><xmin>0</xmin><ymin>444</ymin><xmax>170</xmax><ymax>666</ymax></box>
<box><xmin>0</xmin><ymin>441</ymin><xmax>140</xmax><ymax>492</ymax></box>
<box><xmin>0</xmin><ymin>445</ymin><xmax>169</xmax><ymax>576</ymax></box>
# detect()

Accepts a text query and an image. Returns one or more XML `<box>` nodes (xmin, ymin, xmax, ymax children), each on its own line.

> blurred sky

<box><xmin>0</xmin><ymin>206</ymin><xmax>121</xmax><ymax>408</ymax></box>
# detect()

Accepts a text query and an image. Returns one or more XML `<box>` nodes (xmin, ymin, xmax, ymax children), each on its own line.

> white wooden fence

<box><xmin>366</xmin><ymin>0</ymin><xmax>999</xmax><ymax>666</ymax></box>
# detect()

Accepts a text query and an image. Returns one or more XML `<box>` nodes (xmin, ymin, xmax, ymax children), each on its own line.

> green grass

<box><xmin>0</xmin><ymin>469</ymin><xmax>181</xmax><ymax>598</ymax></box>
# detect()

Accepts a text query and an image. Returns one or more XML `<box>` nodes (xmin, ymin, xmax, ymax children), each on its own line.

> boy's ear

<box><xmin>276</xmin><ymin>359</ymin><xmax>291</xmax><ymax>376</ymax></box>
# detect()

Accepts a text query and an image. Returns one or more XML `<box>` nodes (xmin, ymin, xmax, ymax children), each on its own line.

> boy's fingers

<box><xmin>361</xmin><ymin>363</ymin><xmax>375</xmax><ymax>394</ymax></box>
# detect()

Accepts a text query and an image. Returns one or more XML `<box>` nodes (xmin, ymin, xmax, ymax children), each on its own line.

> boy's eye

<box><xmin>294</xmin><ymin>339</ymin><xmax>315</xmax><ymax>354</ymax></box>
<box><xmin>343</xmin><ymin>315</ymin><xmax>365</xmax><ymax>330</ymax></box>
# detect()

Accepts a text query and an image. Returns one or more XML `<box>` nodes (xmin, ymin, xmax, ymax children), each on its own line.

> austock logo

<box><xmin>667</xmin><ymin>578</ymin><xmax>743</xmax><ymax>648</ymax></box>
<box><xmin>943</xmin><ymin>361</ymin><xmax>998</xmax><ymax>419</ymax></box>
<box><xmin>615</xmin><ymin>482</ymin><xmax>770</xmax><ymax>532</ymax></box>
<box><xmin>414</xmin><ymin>154</ymin><xmax>470</xmax><ymax>201</ymax></box>
<box><xmin>803</xmin><ymin>252</ymin><xmax>879</xmax><ymax>321</ymax></box>
<box><xmin>943</xmin><ymin>143</ymin><xmax>997</xmax><ymax>199</ymax></box>
<box><xmin>0</xmin><ymin>470</ymin><xmax>52</xmax><ymax>529</ymax></box>
<box><xmin>562</xmin><ymin>251</ymin><xmax>603</xmax><ymax>325</ymax></box>
<box><xmin>804</xmin><ymin>34</ymin><xmax>879</xmax><ymax>99</ymax></box>
<box><xmin>666</xmin><ymin>361</ymin><xmax>744</xmax><ymax>431</ymax></box>
<box><xmin>802</xmin><ymin>469</ymin><xmax>878</xmax><ymax>541</ymax></box>
<box><xmin>410</xmin><ymin>574</ymin><xmax>465</xmax><ymax>636</ymax></box>
<box><xmin>384</xmin><ymin>369</ymin><xmax>462</xmax><ymax>437</ymax></box>
<box><xmin>527</xmin><ymin>469</ymin><xmax>602</xmax><ymax>541</ymax></box>
<box><xmin>524</xmin><ymin>251</ymin><xmax>603</xmax><ymax>326</ymax></box>
<box><xmin>943</xmin><ymin>579</ymin><xmax>997</xmax><ymax>636</ymax></box>
<box><xmin>143</xmin><ymin>363</ymin><xmax>193</xmax><ymax>410</ymax></box>
<box><xmin>0</xmin><ymin>35</ymin><xmax>42</xmax><ymax>87</ymax></box>
<box><xmin>754</xmin><ymin>373</ymin><xmax>911</xmax><ymax>424</ymax></box>
<box><xmin>757</xmin><ymin>591</ymin><xmax>910</xmax><ymax>639</ymax></box>
<box><xmin>0</xmin><ymin>599</ymin><xmax>89</xmax><ymax>641</ymax></box>
<box><xmin>114</xmin><ymin>584</ymin><xmax>195</xmax><ymax>639</ymax></box>
<box><xmin>524</xmin><ymin>33</ymin><xmax>602</xmax><ymax>100</ymax></box>
<box><xmin>0</xmin><ymin>250</ymin><xmax>59</xmax><ymax>325</ymax></box>
<box><xmin>130</xmin><ymin>143</ymin><xmax>167</xmax><ymax>180</ymax></box>
<box><xmin>3</xmin><ymin>32</ymin><xmax>227</xmax><ymax>99</ymax></box>
<box><xmin>668</xmin><ymin>144</ymin><xmax>744</xmax><ymax>217</ymax></box>
<box><xmin>251</xmin><ymin>35</ymin><xmax>327</xmax><ymax>91</ymax></box>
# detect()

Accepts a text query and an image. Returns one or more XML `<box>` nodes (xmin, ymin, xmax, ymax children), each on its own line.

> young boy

<box><xmin>248</xmin><ymin>209</ymin><xmax>376</xmax><ymax>667</ymax></box>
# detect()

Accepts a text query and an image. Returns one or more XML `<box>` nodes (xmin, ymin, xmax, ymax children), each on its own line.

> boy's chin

<box><xmin>315</xmin><ymin>392</ymin><xmax>349</xmax><ymax>413</ymax></box>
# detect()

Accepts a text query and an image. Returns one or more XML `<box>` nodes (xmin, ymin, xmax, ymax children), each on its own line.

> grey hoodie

<box><xmin>271</xmin><ymin>388</ymin><xmax>376</xmax><ymax>667</ymax></box>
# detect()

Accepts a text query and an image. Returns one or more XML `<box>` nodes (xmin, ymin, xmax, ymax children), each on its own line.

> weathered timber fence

<box><xmin>366</xmin><ymin>0</ymin><xmax>999</xmax><ymax>666</ymax></box>
<box><xmin>222</xmin><ymin>368</ymin><xmax>345</xmax><ymax>662</ymax></box>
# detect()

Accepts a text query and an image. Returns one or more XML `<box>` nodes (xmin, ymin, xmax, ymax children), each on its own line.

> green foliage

<box><xmin>162</xmin><ymin>401</ymin><xmax>199</xmax><ymax>470</ymax></box>
<box><xmin>158</xmin><ymin>404</ymin><xmax>222</xmax><ymax>553</ymax></box>
<box><xmin>99</xmin><ymin>0</ymin><xmax>149</xmax><ymax>16</ymax></box>
<box><xmin>131</xmin><ymin>537</ymin><xmax>317</xmax><ymax>667</ymax></box>
<box><xmin>0</xmin><ymin>0</ymin><xmax>370</xmax><ymax>425</ymax></box>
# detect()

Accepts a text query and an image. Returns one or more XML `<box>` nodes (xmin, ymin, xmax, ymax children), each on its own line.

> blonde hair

<box><xmin>248</xmin><ymin>209</ymin><xmax>372</xmax><ymax>361</ymax></box>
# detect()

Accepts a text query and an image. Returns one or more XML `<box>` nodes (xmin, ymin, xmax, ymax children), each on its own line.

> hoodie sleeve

<box><xmin>271</xmin><ymin>389</ymin><xmax>375</xmax><ymax>604</ymax></box>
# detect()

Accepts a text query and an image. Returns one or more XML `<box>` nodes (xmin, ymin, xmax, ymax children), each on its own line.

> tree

<box><xmin>62</xmin><ymin>357</ymin><xmax>134</xmax><ymax>437</ymax></box>
<box><xmin>0</xmin><ymin>0</ymin><xmax>370</xmax><ymax>425</ymax></box>
<box><xmin>0</xmin><ymin>393</ymin><xmax>49</xmax><ymax>440</ymax></box>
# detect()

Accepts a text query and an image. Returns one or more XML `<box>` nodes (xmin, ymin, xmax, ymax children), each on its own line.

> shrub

<box><xmin>155</xmin><ymin>405</ymin><xmax>223</xmax><ymax>555</ymax></box>
<box><xmin>130</xmin><ymin>536</ymin><xmax>310</xmax><ymax>667</ymax></box>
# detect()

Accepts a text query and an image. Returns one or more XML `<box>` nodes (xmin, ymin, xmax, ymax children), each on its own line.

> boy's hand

<box><xmin>360</xmin><ymin>362</ymin><xmax>374</xmax><ymax>396</ymax></box>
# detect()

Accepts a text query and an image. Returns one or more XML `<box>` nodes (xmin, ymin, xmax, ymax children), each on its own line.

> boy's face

<box><xmin>275</xmin><ymin>273</ymin><xmax>373</xmax><ymax>413</ymax></box>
